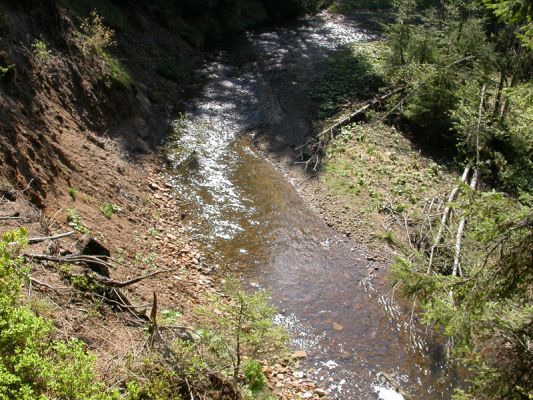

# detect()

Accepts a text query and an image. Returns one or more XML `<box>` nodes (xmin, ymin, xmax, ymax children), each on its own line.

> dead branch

<box><xmin>452</xmin><ymin>169</ymin><xmax>479</xmax><ymax>277</ymax></box>
<box><xmin>29</xmin><ymin>277</ymin><xmax>59</xmax><ymax>291</ymax></box>
<box><xmin>427</xmin><ymin>164</ymin><xmax>471</xmax><ymax>274</ymax></box>
<box><xmin>0</xmin><ymin>212</ymin><xmax>22</xmax><ymax>221</ymax></box>
<box><xmin>16</xmin><ymin>178</ymin><xmax>34</xmax><ymax>196</ymax></box>
<box><xmin>28</xmin><ymin>231</ymin><xmax>76</xmax><ymax>244</ymax></box>
<box><xmin>148</xmin><ymin>292</ymin><xmax>160</xmax><ymax>348</ymax></box>
<box><xmin>24</xmin><ymin>253</ymin><xmax>114</xmax><ymax>274</ymax></box>
<box><xmin>91</xmin><ymin>269</ymin><xmax>173</xmax><ymax>288</ymax></box>
<box><xmin>451</xmin><ymin>83</ymin><xmax>485</xmax><ymax>278</ymax></box>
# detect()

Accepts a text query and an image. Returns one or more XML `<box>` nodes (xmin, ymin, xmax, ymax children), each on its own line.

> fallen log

<box><xmin>294</xmin><ymin>87</ymin><xmax>405</xmax><ymax>152</ymax></box>
<box><xmin>24</xmin><ymin>253</ymin><xmax>113</xmax><ymax>276</ymax></box>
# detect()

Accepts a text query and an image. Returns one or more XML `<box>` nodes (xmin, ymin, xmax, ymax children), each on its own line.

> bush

<box><xmin>77</xmin><ymin>10</ymin><xmax>115</xmax><ymax>55</ymax></box>
<box><xmin>0</xmin><ymin>228</ymin><xmax>118</xmax><ymax>399</ymax></box>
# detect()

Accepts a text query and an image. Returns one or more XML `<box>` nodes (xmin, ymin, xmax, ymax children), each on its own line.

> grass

<box><xmin>101</xmin><ymin>50</ymin><xmax>134</xmax><ymax>89</ymax></box>
<box><xmin>321</xmin><ymin>121</ymin><xmax>453</xmax><ymax>245</ymax></box>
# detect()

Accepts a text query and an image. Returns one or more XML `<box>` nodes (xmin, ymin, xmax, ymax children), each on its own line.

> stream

<box><xmin>166</xmin><ymin>11</ymin><xmax>458</xmax><ymax>399</ymax></box>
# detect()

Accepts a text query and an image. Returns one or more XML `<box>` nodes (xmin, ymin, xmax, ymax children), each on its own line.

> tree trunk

<box><xmin>427</xmin><ymin>164</ymin><xmax>471</xmax><ymax>274</ymax></box>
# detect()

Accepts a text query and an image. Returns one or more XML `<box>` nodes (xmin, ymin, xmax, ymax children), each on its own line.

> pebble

<box><xmin>332</xmin><ymin>322</ymin><xmax>343</xmax><ymax>331</ymax></box>
<box><xmin>293</xmin><ymin>350</ymin><xmax>307</xmax><ymax>359</ymax></box>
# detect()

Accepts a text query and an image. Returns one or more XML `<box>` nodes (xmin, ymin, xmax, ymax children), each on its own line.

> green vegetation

<box><xmin>0</xmin><ymin>63</ymin><xmax>14</xmax><ymax>76</ymax></box>
<box><xmin>0</xmin><ymin>228</ymin><xmax>118</xmax><ymax>399</ymax></box>
<box><xmin>0</xmin><ymin>228</ymin><xmax>289</xmax><ymax>399</ymax></box>
<box><xmin>66</xmin><ymin>208</ymin><xmax>90</xmax><ymax>233</ymax></box>
<box><xmin>314</xmin><ymin>1</ymin><xmax>532</xmax><ymax>398</ymax></box>
<box><xmin>100</xmin><ymin>202</ymin><xmax>121</xmax><ymax>219</ymax></box>
<box><xmin>31</xmin><ymin>39</ymin><xmax>53</xmax><ymax>71</ymax></box>
<box><xmin>73</xmin><ymin>10</ymin><xmax>133</xmax><ymax>89</ymax></box>
<box><xmin>68</xmin><ymin>187</ymin><xmax>78</xmax><ymax>201</ymax></box>
<box><xmin>156</xmin><ymin>279</ymin><xmax>286</xmax><ymax>399</ymax></box>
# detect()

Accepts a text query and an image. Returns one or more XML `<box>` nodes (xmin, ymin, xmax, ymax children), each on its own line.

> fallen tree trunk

<box><xmin>294</xmin><ymin>87</ymin><xmax>405</xmax><ymax>152</ymax></box>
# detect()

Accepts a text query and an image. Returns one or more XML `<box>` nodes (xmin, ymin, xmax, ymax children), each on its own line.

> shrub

<box><xmin>77</xmin><ymin>10</ymin><xmax>115</xmax><ymax>55</ymax></box>
<box><xmin>66</xmin><ymin>208</ymin><xmax>90</xmax><ymax>233</ymax></box>
<box><xmin>68</xmin><ymin>187</ymin><xmax>77</xmax><ymax>201</ymax></box>
<box><xmin>0</xmin><ymin>228</ymin><xmax>118</xmax><ymax>399</ymax></box>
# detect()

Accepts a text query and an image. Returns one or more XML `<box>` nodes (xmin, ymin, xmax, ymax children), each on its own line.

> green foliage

<box><xmin>0</xmin><ymin>228</ymin><xmax>119</xmax><ymax>400</ymax></box>
<box><xmin>124</xmin><ymin>357</ymin><xmax>183</xmax><ymax>400</ymax></box>
<box><xmin>0</xmin><ymin>63</ymin><xmax>14</xmax><ymax>75</ymax></box>
<box><xmin>100</xmin><ymin>202</ymin><xmax>121</xmax><ymax>219</ymax></box>
<box><xmin>483</xmin><ymin>0</ymin><xmax>533</xmax><ymax>49</ymax></box>
<box><xmin>159</xmin><ymin>309</ymin><xmax>182</xmax><ymax>324</ymax></box>
<box><xmin>31</xmin><ymin>39</ymin><xmax>52</xmax><ymax>71</ymax></box>
<box><xmin>195</xmin><ymin>279</ymin><xmax>288</xmax><ymax>380</ymax></box>
<box><xmin>66</xmin><ymin>208</ymin><xmax>90</xmax><ymax>233</ymax></box>
<box><xmin>101</xmin><ymin>50</ymin><xmax>133</xmax><ymax>89</ymax></box>
<box><xmin>243</xmin><ymin>360</ymin><xmax>267</xmax><ymax>393</ymax></box>
<box><xmin>68</xmin><ymin>187</ymin><xmax>78</xmax><ymax>201</ymax></box>
<box><xmin>393</xmin><ymin>192</ymin><xmax>533</xmax><ymax>399</ymax></box>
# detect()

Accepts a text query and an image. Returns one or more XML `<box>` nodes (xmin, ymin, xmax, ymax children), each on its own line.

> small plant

<box><xmin>0</xmin><ymin>63</ymin><xmax>14</xmax><ymax>75</ymax></box>
<box><xmin>68</xmin><ymin>187</ymin><xmax>77</xmax><ymax>201</ymax></box>
<box><xmin>243</xmin><ymin>360</ymin><xmax>267</xmax><ymax>393</ymax></box>
<box><xmin>100</xmin><ymin>202</ymin><xmax>121</xmax><ymax>219</ymax></box>
<box><xmin>66</xmin><ymin>208</ymin><xmax>90</xmax><ymax>233</ymax></box>
<box><xmin>31</xmin><ymin>39</ymin><xmax>53</xmax><ymax>70</ymax></box>
<box><xmin>160</xmin><ymin>309</ymin><xmax>183</xmax><ymax>325</ymax></box>
<box><xmin>195</xmin><ymin>279</ymin><xmax>288</xmax><ymax>381</ymax></box>
<box><xmin>70</xmin><ymin>274</ymin><xmax>100</xmax><ymax>292</ymax></box>
<box><xmin>77</xmin><ymin>10</ymin><xmax>115</xmax><ymax>54</ymax></box>
<box><xmin>0</xmin><ymin>228</ymin><xmax>118</xmax><ymax>399</ymax></box>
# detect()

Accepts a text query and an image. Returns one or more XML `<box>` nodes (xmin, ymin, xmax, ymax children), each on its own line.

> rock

<box><xmin>332</xmin><ymin>322</ymin><xmax>343</xmax><ymax>331</ymax></box>
<box><xmin>302</xmin><ymin>392</ymin><xmax>313</xmax><ymax>399</ymax></box>
<box><xmin>314</xmin><ymin>388</ymin><xmax>327</xmax><ymax>397</ymax></box>
<box><xmin>293</xmin><ymin>371</ymin><xmax>305</xmax><ymax>379</ymax></box>
<box><xmin>293</xmin><ymin>350</ymin><xmax>307</xmax><ymax>359</ymax></box>
<box><xmin>149</xmin><ymin>182</ymin><xmax>160</xmax><ymax>191</ymax></box>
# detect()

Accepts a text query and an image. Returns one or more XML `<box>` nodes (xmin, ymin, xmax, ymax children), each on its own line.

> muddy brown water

<box><xmin>166</xmin><ymin>11</ymin><xmax>459</xmax><ymax>399</ymax></box>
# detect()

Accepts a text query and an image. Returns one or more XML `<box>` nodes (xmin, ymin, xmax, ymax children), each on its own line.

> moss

<box><xmin>102</xmin><ymin>50</ymin><xmax>134</xmax><ymax>89</ymax></box>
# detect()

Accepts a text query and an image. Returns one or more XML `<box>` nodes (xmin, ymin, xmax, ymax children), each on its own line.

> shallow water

<box><xmin>167</xmin><ymin>11</ymin><xmax>458</xmax><ymax>399</ymax></box>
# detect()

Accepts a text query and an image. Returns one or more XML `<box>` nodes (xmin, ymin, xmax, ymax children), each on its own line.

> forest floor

<box><xmin>298</xmin><ymin>121</ymin><xmax>457</xmax><ymax>260</ymax></box>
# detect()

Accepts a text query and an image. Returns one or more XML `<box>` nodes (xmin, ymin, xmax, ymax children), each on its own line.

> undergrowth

<box><xmin>0</xmin><ymin>228</ymin><xmax>288</xmax><ymax>399</ymax></box>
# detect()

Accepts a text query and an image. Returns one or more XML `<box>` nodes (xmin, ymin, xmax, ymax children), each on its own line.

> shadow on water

<box><xmin>165</xmin><ymin>10</ymin><xmax>461</xmax><ymax>399</ymax></box>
